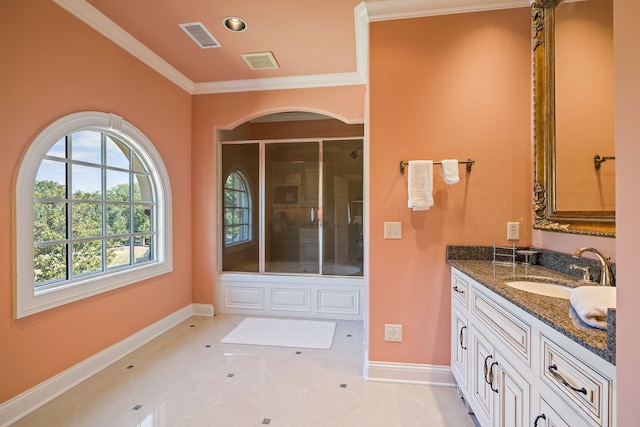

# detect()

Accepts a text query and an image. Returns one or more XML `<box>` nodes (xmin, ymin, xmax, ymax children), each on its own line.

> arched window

<box><xmin>223</xmin><ymin>171</ymin><xmax>252</xmax><ymax>245</ymax></box>
<box><xmin>15</xmin><ymin>112</ymin><xmax>172</xmax><ymax>318</ymax></box>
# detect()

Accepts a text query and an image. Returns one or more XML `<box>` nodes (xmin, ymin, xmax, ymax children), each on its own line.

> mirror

<box><xmin>532</xmin><ymin>0</ymin><xmax>615</xmax><ymax>237</ymax></box>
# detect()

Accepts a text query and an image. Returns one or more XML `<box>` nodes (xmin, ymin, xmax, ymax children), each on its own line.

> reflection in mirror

<box><xmin>555</xmin><ymin>0</ymin><xmax>614</xmax><ymax>211</ymax></box>
<box><xmin>532</xmin><ymin>0</ymin><xmax>615</xmax><ymax>236</ymax></box>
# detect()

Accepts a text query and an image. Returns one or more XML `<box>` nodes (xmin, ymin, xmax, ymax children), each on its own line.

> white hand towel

<box><xmin>569</xmin><ymin>286</ymin><xmax>616</xmax><ymax>329</ymax></box>
<box><xmin>439</xmin><ymin>159</ymin><xmax>459</xmax><ymax>185</ymax></box>
<box><xmin>407</xmin><ymin>160</ymin><xmax>433</xmax><ymax>211</ymax></box>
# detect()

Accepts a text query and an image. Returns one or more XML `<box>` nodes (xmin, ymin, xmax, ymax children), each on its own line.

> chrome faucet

<box><xmin>572</xmin><ymin>247</ymin><xmax>615</xmax><ymax>286</ymax></box>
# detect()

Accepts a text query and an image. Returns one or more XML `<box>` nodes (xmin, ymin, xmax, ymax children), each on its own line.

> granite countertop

<box><xmin>447</xmin><ymin>258</ymin><xmax>615</xmax><ymax>365</ymax></box>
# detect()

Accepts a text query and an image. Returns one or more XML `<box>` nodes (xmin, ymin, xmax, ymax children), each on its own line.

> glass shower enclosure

<box><xmin>221</xmin><ymin>138</ymin><xmax>363</xmax><ymax>277</ymax></box>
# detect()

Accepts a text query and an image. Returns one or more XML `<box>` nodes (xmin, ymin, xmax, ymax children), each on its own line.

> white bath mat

<box><xmin>220</xmin><ymin>318</ymin><xmax>336</xmax><ymax>349</ymax></box>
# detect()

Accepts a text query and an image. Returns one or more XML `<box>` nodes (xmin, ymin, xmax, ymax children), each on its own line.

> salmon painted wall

<box><xmin>613</xmin><ymin>0</ymin><xmax>640</xmax><ymax>423</ymax></box>
<box><xmin>0</xmin><ymin>0</ymin><xmax>192</xmax><ymax>403</ymax></box>
<box><xmin>190</xmin><ymin>87</ymin><xmax>366</xmax><ymax>305</ymax></box>
<box><xmin>368</xmin><ymin>8</ymin><xmax>532</xmax><ymax>365</ymax></box>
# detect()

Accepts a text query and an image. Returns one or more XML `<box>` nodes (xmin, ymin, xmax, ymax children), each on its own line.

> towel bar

<box><xmin>399</xmin><ymin>159</ymin><xmax>474</xmax><ymax>175</ymax></box>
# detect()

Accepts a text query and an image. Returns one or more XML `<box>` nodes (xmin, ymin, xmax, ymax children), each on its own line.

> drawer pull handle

<box><xmin>534</xmin><ymin>414</ymin><xmax>546</xmax><ymax>427</ymax></box>
<box><xmin>459</xmin><ymin>326</ymin><xmax>467</xmax><ymax>350</ymax></box>
<box><xmin>483</xmin><ymin>355</ymin><xmax>493</xmax><ymax>384</ymax></box>
<box><xmin>548</xmin><ymin>364</ymin><xmax>587</xmax><ymax>395</ymax></box>
<box><xmin>489</xmin><ymin>361</ymin><xmax>499</xmax><ymax>393</ymax></box>
<box><xmin>453</xmin><ymin>285</ymin><xmax>465</xmax><ymax>294</ymax></box>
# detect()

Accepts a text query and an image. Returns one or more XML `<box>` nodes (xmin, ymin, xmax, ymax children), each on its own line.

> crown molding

<box><xmin>365</xmin><ymin>0</ymin><xmax>530</xmax><ymax>21</ymax></box>
<box><xmin>51</xmin><ymin>0</ymin><xmax>368</xmax><ymax>94</ymax></box>
<box><xmin>192</xmin><ymin>72</ymin><xmax>365</xmax><ymax>95</ymax></box>
<box><xmin>52</xmin><ymin>0</ymin><xmax>195</xmax><ymax>93</ymax></box>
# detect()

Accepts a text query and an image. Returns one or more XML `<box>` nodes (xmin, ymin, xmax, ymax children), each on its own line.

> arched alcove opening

<box><xmin>217</xmin><ymin>111</ymin><xmax>365</xmax><ymax>320</ymax></box>
<box><xmin>219</xmin><ymin>111</ymin><xmax>364</xmax><ymax>141</ymax></box>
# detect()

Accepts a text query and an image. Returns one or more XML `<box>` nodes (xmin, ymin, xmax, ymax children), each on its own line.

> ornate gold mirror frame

<box><xmin>531</xmin><ymin>0</ymin><xmax>615</xmax><ymax>237</ymax></box>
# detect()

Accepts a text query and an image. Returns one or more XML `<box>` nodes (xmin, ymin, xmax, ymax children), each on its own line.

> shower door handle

<box><xmin>311</xmin><ymin>207</ymin><xmax>322</xmax><ymax>226</ymax></box>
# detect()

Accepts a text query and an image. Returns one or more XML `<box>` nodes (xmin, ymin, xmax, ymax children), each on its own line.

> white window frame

<box><xmin>14</xmin><ymin>112</ymin><xmax>172</xmax><ymax>318</ymax></box>
<box><xmin>223</xmin><ymin>170</ymin><xmax>252</xmax><ymax>246</ymax></box>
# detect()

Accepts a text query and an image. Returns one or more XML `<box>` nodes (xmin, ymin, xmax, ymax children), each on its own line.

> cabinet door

<box><xmin>452</xmin><ymin>306</ymin><xmax>469</xmax><ymax>395</ymax></box>
<box><xmin>470</xmin><ymin>328</ymin><xmax>495</xmax><ymax>427</ymax></box>
<box><xmin>496</xmin><ymin>350</ymin><xmax>530</xmax><ymax>427</ymax></box>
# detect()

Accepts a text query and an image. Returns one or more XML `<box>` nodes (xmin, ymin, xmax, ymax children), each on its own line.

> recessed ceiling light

<box><xmin>223</xmin><ymin>16</ymin><xmax>247</xmax><ymax>32</ymax></box>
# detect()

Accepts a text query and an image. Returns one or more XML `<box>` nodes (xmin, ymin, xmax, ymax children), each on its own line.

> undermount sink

<box><xmin>505</xmin><ymin>281</ymin><xmax>572</xmax><ymax>299</ymax></box>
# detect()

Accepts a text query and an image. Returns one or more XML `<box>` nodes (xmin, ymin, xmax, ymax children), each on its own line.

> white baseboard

<box><xmin>0</xmin><ymin>303</ymin><xmax>213</xmax><ymax>427</ymax></box>
<box><xmin>364</xmin><ymin>360</ymin><xmax>455</xmax><ymax>387</ymax></box>
<box><xmin>192</xmin><ymin>303</ymin><xmax>214</xmax><ymax>316</ymax></box>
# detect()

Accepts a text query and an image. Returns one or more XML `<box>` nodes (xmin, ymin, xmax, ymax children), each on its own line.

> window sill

<box><xmin>15</xmin><ymin>261</ymin><xmax>172</xmax><ymax>319</ymax></box>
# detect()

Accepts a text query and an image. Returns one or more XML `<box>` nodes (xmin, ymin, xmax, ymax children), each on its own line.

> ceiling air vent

<box><xmin>241</xmin><ymin>52</ymin><xmax>280</xmax><ymax>70</ymax></box>
<box><xmin>179</xmin><ymin>22</ymin><xmax>221</xmax><ymax>49</ymax></box>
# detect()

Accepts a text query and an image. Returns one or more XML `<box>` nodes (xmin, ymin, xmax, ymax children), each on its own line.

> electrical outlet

<box><xmin>384</xmin><ymin>222</ymin><xmax>402</xmax><ymax>239</ymax></box>
<box><xmin>507</xmin><ymin>222</ymin><xmax>520</xmax><ymax>241</ymax></box>
<box><xmin>384</xmin><ymin>324</ymin><xmax>403</xmax><ymax>342</ymax></box>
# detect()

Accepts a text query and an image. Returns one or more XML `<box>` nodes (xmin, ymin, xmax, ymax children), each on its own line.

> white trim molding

<box><xmin>51</xmin><ymin>0</ymin><xmax>194</xmax><ymax>93</ymax></box>
<box><xmin>192</xmin><ymin>303</ymin><xmax>215</xmax><ymax>316</ymax></box>
<box><xmin>365</xmin><ymin>0</ymin><xmax>530</xmax><ymax>21</ymax></box>
<box><xmin>0</xmin><ymin>304</ymin><xmax>212</xmax><ymax>427</ymax></box>
<box><xmin>192</xmin><ymin>71</ymin><xmax>365</xmax><ymax>95</ymax></box>
<box><xmin>364</xmin><ymin>360</ymin><xmax>456</xmax><ymax>387</ymax></box>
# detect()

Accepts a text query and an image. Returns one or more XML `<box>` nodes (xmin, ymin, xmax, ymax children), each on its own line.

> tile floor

<box><xmin>12</xmin><ymin>314</ymin><xmax>479</xmax><ymax>427</ymax></box>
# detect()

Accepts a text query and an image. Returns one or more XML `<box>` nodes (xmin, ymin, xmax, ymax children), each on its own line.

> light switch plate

<box><xmin>384</xmin><ymin>222</ymin><xmax>402</xmax><ymax>239</ymax></box>
<box><xmin>384</xmin><ymin>324</ymin><xmax>402</xmax><ymax>342</ymax></box>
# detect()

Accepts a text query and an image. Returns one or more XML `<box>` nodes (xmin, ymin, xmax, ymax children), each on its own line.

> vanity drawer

<box><xmin>541</xmin><ymin>335</ymin><xmax>611</xmax><ymax>426</ymax></box>
<box><xmin>451</xmin><ymin>273</ymin><xmax>469</xmax><ymax>307</ymax></box>
<box><xmin>471</xmin><ymin>287</ymin><xmax>531</xmax><ymax>365</ymax></box>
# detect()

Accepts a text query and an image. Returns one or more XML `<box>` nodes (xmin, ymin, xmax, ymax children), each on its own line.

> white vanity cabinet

<box><xmin>450</xmin><ymin>268</ymin><xmax>616</xmax><ymax>427</ymax></box>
